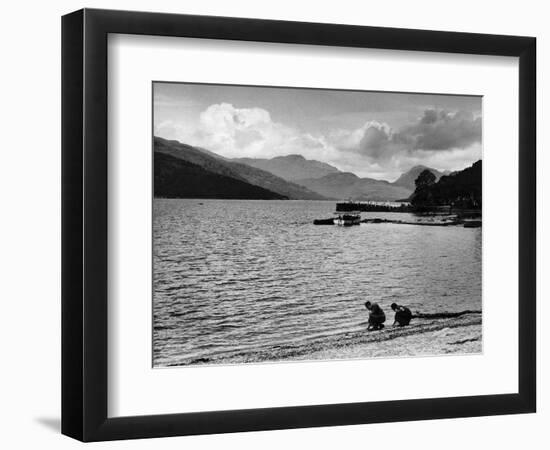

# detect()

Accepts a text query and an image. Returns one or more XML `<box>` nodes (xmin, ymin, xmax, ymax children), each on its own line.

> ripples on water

<box><xmin>153</xmin><ymin>199</ymin><xmax>482</xmax><ymax>366</ymax></box>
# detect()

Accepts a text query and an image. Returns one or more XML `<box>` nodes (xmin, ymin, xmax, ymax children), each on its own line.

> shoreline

<box><xmin>159</xmin><ymin>312</ymin><xmax>482</xmax><ymax>367</ymax></box>
<box><xmin>290</xmin><ymin>322</ymin><xmax>482</xmax><ymax>362</ymax></box>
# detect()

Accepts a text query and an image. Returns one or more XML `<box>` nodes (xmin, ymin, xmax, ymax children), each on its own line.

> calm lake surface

<box><xmin>153</xmin><ymin>199</ymin><xmax>482</xmax><ymax>366</ymax></box>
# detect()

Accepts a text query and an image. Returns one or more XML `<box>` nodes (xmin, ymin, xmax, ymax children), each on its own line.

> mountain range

<box><xmin>295</xmin><ymin>172</ymin><xmax>412</xmax><ymax>202</ymax></box>
<box><xmin>154</xmin><ymin>137</ymin><xmax>325</xmax><ymax>200</ymax></box>
<box><xmin>233</xmin><ymin>155</ymin><xmax>340</xmax><ymax>181</ymax></box>
<box><xmin>153</xmin><ymin>136</ymin><xmax>454</xmax><ymax>201</ymax></box>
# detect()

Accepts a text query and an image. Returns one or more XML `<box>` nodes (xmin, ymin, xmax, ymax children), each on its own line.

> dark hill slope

<box><xmin>154</xmin><ymin>152</ymin><xmax>286</xmax><ymax>199</ymax></box>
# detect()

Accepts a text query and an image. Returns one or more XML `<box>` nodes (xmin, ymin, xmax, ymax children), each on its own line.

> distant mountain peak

<box><xmin>392</xmin><ymin>165</ymin><xmax>448</xmax><ymax>191</ymax></box>
<box><xmin>273</xmin><ymin>154</ymin><xmax>306</xmax><ymax>160</ymax></box>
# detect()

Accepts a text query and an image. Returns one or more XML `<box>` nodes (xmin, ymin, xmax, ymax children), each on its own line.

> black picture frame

<box><xmin>62</xmin><ymin>8</ymin><xmax>536</xmax><ymax>442</ymax></box>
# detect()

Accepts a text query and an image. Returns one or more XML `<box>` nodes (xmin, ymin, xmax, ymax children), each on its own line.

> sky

<box><xmin>153</xmin><ymin>82</ymin><xmax>482</xmax><ymax>181</ymax></box>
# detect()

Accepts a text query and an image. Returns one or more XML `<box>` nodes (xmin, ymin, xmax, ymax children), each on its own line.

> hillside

<box><xmin>154</xmin><ymin>137</ymin><xmax>326</xmax><ymax>200</ymax></box>
<box><xmin>154</xmin><ymin>152</ymin><xmax>286</xmax><ymax>199</ymax></box>
<box><xmin>411</xmin><ymin>160</ymin><xmax>481</xmax><ymax>209</ymax></box>
<box><xmin>234</xmin><ymin>154</ymin><xmax>340</xmax><ymax>182</ymax></box>
<box><xmin>392</xmin><ymin>165</ymin><xmax>449</xmax><ymax>191</ymax></box>
<box><xmin>296</xmin><ymin>172</ymin><xmax>413</xmax><ymax>201</ymax></box>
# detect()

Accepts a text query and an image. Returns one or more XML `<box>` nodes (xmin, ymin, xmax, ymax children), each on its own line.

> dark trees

<box><xmin>410</xmin><ymin>161</ymin><xmax>482</xmax><ymax>210</ymax></box>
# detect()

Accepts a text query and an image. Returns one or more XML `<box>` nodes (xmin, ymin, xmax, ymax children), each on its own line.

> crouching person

<box><xmin>391</xmin><ymin>303</ymin><xmax>412</xmax><ymax>327</ymax></box>
<box><xmin>365</xmin><ymin>301</ymin><xmax>386</xmax><ymax>331</ymax></box>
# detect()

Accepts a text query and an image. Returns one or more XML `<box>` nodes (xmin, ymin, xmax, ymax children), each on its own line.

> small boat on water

<box><xmin>333</xmin><ymin>211</ymin><xmax>361</xmax><ymax>226</ymax></box>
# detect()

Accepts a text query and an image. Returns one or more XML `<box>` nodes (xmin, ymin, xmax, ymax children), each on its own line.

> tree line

<box><xmin>410</xmin><ymin>160</ymin><xmax>482</xmax><ymax>210</ymax></box>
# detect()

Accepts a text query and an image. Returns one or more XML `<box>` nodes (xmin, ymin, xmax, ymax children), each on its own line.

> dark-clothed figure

<box><xmin>391</xmin><ymin>303</ymin><xmax>412</xmax><ymax>327</ymax></box>
<box><xmin>364</xmin><ymin>301</ymin><xmax>386</xmax><ymax>331</ymax></box>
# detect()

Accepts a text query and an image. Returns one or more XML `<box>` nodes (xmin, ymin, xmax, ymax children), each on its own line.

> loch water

<box><xmin>153</xmin><ymin>199</ymin><xmax>482</xmax><ymax>366</ymax></box>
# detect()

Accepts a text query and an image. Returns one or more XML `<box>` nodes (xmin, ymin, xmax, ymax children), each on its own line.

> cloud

<box><xmin>329</xmin><ymin>121</ymin><xmax>401</xmax><ymax>160</ymax></box>
<box><xmin>396</xmin><ymin>109</ymin><xmax>482</xmax><ymax>151</ymax></box>
<box><xmin>330</xmin><ymin>121</ymin><xmax>388</xmax><ymax>148</ymax></box>
<box><xmin>156</xmin><ymin>102</ymin><xmax>341</xmax><ymax>162</ymax></box>
<box><xmin>198</xmin><ymin>103</ymin><xmax>272</xmax><ymax>136</ymax></box>
<box><xmin>331</xmin><ymin>109</ymin><xmax>481</xmax><ymax>157</ymax></box>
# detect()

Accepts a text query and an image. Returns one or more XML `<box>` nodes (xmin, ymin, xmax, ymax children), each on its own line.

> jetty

<box><xmin>336</xmin><ymin>201</ymin><xmax>412</xmax><ymax>213</ymax></box>
<box><xmin>315</xmin><ymin>199</ymin><xmax>481</xmax><ymax>227</ymax></box>
<box><xmin>314</xmin><ymin>217</ymin><xmax>481</xmax><ymax>227</ymax></box>
<box><xmin>362</xmin><ymin>218</ymin><xmax>481</xmax><ymax>228</ymax></box>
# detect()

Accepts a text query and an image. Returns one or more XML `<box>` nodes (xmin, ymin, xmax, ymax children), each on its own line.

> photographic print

<box><xmin>152</xmin><ymin>82</ymin><xmax>482</xmax><ymax>367</ymax></box>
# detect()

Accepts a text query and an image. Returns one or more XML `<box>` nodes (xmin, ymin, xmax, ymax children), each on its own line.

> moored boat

<box><xmin>333</xmin><ymin>211</ymin><xmax>361</xmax><ymax>226</ymax></box>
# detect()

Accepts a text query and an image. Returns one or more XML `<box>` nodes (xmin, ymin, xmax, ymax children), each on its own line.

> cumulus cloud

<box><xmin>199</xmin><ymin>103</ymin><xmax>272</xmax><ymax>137</ymax></box>
<box><xmin>329</xmin><ymin>121</ymin><xmax>396</xmax><ymax>157</ymax></box>
<box><xmin>331</xmin><ymin>109</ymin><xmax>481</xmax><ymax>157</ymax></box>
<box><xmin>156</xmin><ymin>102</ymin><xmax>341</xmax><ymax>162</ymax></box>
<box><xmin>329</xmin><ymin>121</ymin><xmax>403</xmax><ymax>161</ymax></box>
<box><xmin>396</xmin><ymin>109</ymin><xmax>482</xmax><ymax>151</ymax></box>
